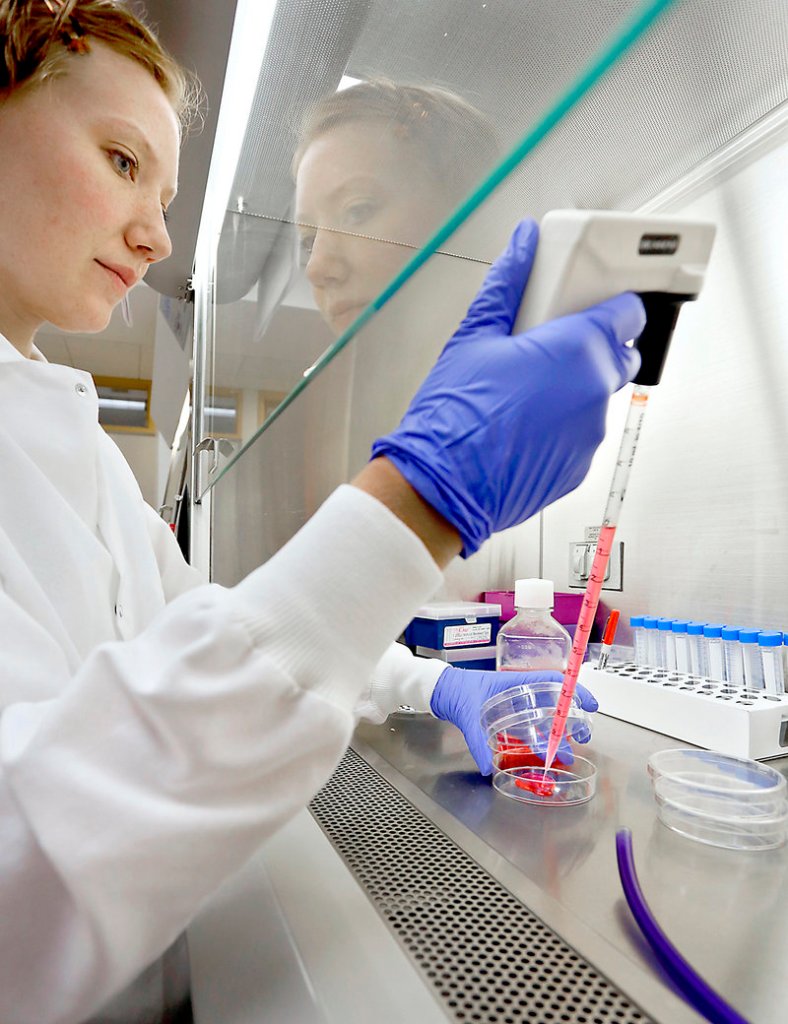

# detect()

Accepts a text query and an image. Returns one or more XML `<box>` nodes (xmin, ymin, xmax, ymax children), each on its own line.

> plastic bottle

<box><xmin>758</xmin><ymin>632</ymin><xmax>784</xmax><ymax>695</ymax></box>
<box><xmin>722</xmin><ymin>626</ymin><xmax>744</xmax><ymax>686</ymax></box>
<box><xmin>496</xmin><ymin>578</ymin><xmax>571</xmax><ymax>672</ymax></box>
<box><xmin>671</xmin><ymin>620</ymin><xmax>690</xmax><ymax>674</ymax></box>
<box><xmin>703</xmin><ymin>623</ymin><xmax>725</xmax><ymax>682</ymax></box>
<box><xmin>630</xmin><ymin>615</ymin><xmax>647</xmax><ymax>666</ymax></box>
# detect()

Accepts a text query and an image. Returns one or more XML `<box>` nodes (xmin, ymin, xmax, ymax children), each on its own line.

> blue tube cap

<box><xmin>643</xmin><ymin>616</ymin><xmax>658</xmax><ymax>629</ymax></box>
<box><xmin>758</xmin><ymin>631</ymin><xmax>783</xmax><ymax>647</ymax></box>
<box><xmin>721</xmin><ymin>626</ymin><xmax>741</xmax><ymax>641</ymax></box>
<box><xmin>657</xmin><ymin>618</ymin><xmax>674</xmax><ymax>631</ymax></box>
<box><xmin>630</xmin><ymin>615</ymin><xmax>645</xmax><ymax>627</ymax></box>
<box><xmin>686</xmin><ymin>621</ymin><xmax>706</xmax><ymax>636</ymax></box>
<box><xmin>739</xmin><ymin>629</ymin><xmax>760</xmax><ymax>644</ymax></box>
<box><xmin>703</xmin><ymin>624</ymin><xmax>724</xmax><ymax>638</ymax></box>
<box><xmin>671</xmin><ymin>620</ymin><xmax>689</xmax><ymax>634</ymax></box>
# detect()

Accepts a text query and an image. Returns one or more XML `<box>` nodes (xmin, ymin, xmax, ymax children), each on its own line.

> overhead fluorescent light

<box><xmin>196</xmin><ymin>0</ymin><xmax>278</xmax><ymax>250</ymax></box>
<box><xmin>98</xmin><ymin>398</ymin><xmax>147</xmax><ymax>411</ymax></box>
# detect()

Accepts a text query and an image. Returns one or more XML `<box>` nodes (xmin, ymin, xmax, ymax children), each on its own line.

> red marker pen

<box><xmin>597</xmin><ymin>610</ymin><xmax>621</xmax><ymax>670</ymax></box>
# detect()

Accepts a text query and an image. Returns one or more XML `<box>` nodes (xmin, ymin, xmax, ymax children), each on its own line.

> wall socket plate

<box><xmin>568</xmin><ymin>527</ymin><xmax>623</xmax><ymax>590</ymax></box>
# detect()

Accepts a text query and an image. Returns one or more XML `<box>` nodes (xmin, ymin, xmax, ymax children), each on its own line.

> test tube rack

<box><xmin>580</xmin><ymin>662</ymin><xmax>788</xmax><ymax>761</ymax></box>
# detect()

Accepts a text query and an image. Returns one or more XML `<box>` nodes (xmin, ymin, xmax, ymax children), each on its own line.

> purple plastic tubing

<box><xmin>615</xmin><ymin>829</ymin><xmax>751</xmax><ymax>1024</ymax></box>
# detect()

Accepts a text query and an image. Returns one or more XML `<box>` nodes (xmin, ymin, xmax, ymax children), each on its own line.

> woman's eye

<box><xmin>110</xmin><ymin>149</ymin><xmax>137</xmax><ymax>178</ymax></box>
<box><xmin>343</xmin><ymin>201</ymin><xmax>376</xmax><ymax>228</ymax></box>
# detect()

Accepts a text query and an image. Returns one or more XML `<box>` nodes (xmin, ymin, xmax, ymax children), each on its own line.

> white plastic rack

<box><xmin>579</xmin><ymin>661</ymin><xmax>788</xmax><ymax>760</ymax></box>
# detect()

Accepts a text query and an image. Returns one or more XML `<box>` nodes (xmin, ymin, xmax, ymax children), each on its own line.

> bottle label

<box><xmin>442</xmin><ymin>623</ymin><xmax>492</xmax><ymax>647</ymax></box>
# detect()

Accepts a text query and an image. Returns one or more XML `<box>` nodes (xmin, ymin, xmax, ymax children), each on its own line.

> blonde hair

<box><xmin>293</xmin><ymin>79</ymin><xmax>501</xmax><ymax>206</ymax></box>
<box><xmin>0</xmin><ymin>0</ymin><xmax>198</xmax><ymax>127</ymax></box>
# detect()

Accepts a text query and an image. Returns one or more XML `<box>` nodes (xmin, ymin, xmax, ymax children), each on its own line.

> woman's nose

<box><xmin>305</xmin><ymin>228</ymin><xmax>347</xmax><ymax>288</ymax></box>
<box><xmin>126</xmin><ymin>203</ymin><xmax>173</xmax><ymax>266</ymax></box>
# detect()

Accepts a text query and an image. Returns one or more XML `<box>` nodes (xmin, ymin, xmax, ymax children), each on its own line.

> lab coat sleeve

<box><xmin>358</xmin><ymin>643</ymin><xmax>446</xmax><ymax>722</ymax></box>
<box><xmin>0</xmin><ymin>484</ymin><xmax>442</xmax><ymax>1024</ymax></box>
<box><xmin>142</xmin><ymin>500</ymin><xmax>448</xmax><ymax>721</ymax></box>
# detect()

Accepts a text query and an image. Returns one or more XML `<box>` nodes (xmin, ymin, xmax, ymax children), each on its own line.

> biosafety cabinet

<box><xmin>145</xmin><ymin>1</ymin><xmax>788</xmax><ymax>1021</ymax></box>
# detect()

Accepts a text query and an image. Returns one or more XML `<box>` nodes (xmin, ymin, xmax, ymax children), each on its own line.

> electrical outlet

<box><xmin>568</xmin><ymin>536</ymin><xmax>624</xmax><ymax>590</ymax></box>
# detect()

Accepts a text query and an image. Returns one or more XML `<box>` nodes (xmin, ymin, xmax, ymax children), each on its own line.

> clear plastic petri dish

<box><xmin>481</xmin><ymin>682</ymin><xmax>596</xmax><ymax>806</ymax></box>
<box><xmin>491</xmin><ymin>752</ymin><xmax>597</xmax><ymax>806</ymax></box>
<box><xmin>480</xmin><ymin>682</ymin><xmax>592</xmax><ymax>751</ymax></box>
<box><xmin>647</xmin><ymin>748</ymin><xmax>788</xmax><ymax>850</ymax></box>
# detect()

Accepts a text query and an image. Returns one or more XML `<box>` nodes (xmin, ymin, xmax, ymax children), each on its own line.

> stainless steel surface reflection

<box><xmin>353</xmin><ymin>712</ymin><xmax>788</xmax><ymax>1024</ymax></box>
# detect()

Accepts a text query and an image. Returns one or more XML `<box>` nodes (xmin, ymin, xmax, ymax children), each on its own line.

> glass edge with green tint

<box><xmin>205</xmin><ymin>0</ymin><xmax>680</xmax><ymax>494</ymax></box>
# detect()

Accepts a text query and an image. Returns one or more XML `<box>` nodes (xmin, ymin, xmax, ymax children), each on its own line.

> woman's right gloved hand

<box><xmin>370</xmin><ymin>219</ymin><xmax>646</xmax><ymax>556</ymax></box>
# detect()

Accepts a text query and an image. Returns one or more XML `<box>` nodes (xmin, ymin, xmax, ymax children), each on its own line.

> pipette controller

<box><xmin>513</xmin><ymin>210</ymin><xmax>716</xmax><ymax>772</ymax></box>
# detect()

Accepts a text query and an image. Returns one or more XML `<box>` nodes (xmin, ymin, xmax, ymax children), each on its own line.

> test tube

<box><xmin>657</xmin><ymin>618</ymin><xmax>675</xmax><ymax>671</ymax></box>
<box><xmin>758</xmin><ymin>632</ymin><xmax>785</xmax><ymax>695</ymax></box>
<box><xmin>630</xmin><ymin>615</ymin><xmax>647</xmax><ymax>666</ymax></box>
<box><xmin>740</xmin><ymin>629</ymin><xmax>763</xmax><ymax>689</ymax></box>
<box><xmin>784</xmin><ymin>633</ymin><xmax>788</xmax><ymax>686</ymax></box>
<box><xmin>672</xmin><ymin>620</ymin><xmax>691</xmax><ymax>674</ymax></box>
<box><xmin>722</xmin><ymin>626</ymin><xmax>745</xmax><ymax>686</ymax></box>
<box><xmin>686</xmin><ymin>621</ymin><xmax>708</xmax><ymax>677</ymax></box>
<box><xmin>643</xmin><ymin>616</ymin><xmax>659</xmax><ymax>668</ymax></box>
<box><xmin>703</xmin><ymin>623</ymin><xmax>725</xmax><ymax>682</ymax></box>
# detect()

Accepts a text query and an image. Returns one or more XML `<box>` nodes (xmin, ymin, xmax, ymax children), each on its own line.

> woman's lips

<box><xmin>96</xmin><ymin>260</ymin><xmax>136</xmax><ymax>291</ymax></box>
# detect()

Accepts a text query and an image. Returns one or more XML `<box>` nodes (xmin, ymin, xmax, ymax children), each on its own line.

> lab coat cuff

<box><xmin>357</xmin><ymin>643</ymin><xmax>446</xmax><ymax>722</ymax></box>
<box><xmin>233</xmin><ymin>485</ymin><xmax>443</xmax><ymax>712</ymax></box>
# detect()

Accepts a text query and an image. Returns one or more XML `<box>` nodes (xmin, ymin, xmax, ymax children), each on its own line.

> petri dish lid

<box><xmin>648</xmin><ymin>749</ymin><xmax>786</xmax><ymax>799</ymax></box>
<box><xmin>481</xmin><ymin>683</ymin><xmax>591</xmax><ymax>750</ymax></box>
<box><xmin>648</xmin><ymin>748</ymin><xmax>788</xmax><ymax>850</ymax></box>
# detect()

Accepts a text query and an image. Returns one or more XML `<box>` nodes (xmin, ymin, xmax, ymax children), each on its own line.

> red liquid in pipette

<box><xmin>543</xmin><ymin>523</ymin><xmax>617</xmax><ymax>770</ymax></box>
<box><xmin>544</xmin><ymin>386</ymin><xmax>651</xmax><ymax>771</ymax></box>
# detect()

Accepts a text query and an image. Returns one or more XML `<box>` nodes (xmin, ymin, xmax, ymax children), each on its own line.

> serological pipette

<box><xmin>542</xmin><ymin>386</ymin><xmax>648</xmax><ymax>770</ymax></box>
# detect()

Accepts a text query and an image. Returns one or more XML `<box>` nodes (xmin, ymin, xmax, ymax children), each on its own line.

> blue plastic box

<box><xmin>404</xmin><ymin>601</ymin><xmax>502</xmax><ymax>651</ymax></box>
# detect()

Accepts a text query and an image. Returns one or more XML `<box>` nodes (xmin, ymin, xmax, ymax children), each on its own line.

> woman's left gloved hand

<box><xmin>430</xmin><ymin>667</ymin><xmax>598</xmax><ymax>775</ymax></box>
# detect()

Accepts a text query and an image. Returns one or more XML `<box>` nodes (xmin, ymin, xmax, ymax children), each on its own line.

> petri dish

<box><xmin>491</xmin><ymin>751</ymin><xmax>597</xmax><ymax>806</ymax></box>
<box><xmin>480</xmin><ymin>682</ymin><xmax>592</xmax><ymax>749</ymax></box>
<box><xmin>647</xmin><ymin>748</ymin><xmax>788</xmax><ymax>850</ymax></box>
<box><xmin>481</xmin><ymin>682</ymin><xmax>596</xmax><ymax>806</ymax></box>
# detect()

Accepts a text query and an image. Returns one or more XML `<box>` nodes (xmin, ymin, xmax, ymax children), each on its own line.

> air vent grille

<box><xmin>311</xmin><ymin>748</ymin><xmax>653</xmax><ymax>1024</ymax></box>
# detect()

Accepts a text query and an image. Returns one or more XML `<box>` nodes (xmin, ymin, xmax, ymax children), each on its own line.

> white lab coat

<box><xmin>0</xmin><ymin>332</ymin><xmax>445</xmax><ymax>1024</ymax></box>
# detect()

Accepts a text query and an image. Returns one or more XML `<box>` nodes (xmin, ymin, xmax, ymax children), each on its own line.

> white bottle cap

<box><xmin>514</xmin><ymin>578</ymin><xmax>554</xmax><ymax>609</ymax></box>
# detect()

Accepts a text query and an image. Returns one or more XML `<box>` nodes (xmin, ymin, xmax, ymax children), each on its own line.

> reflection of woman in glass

<box><xmin>293</xmin><ymin>80</ymin><xmax>501</xmax><ymax>335</ymax></box>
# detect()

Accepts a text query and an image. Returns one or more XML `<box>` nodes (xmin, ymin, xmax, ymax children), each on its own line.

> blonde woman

<box><xmin>0</xmin><ymin>3</ymin><xmax>643</xmax><ymax>1021</ymax></box>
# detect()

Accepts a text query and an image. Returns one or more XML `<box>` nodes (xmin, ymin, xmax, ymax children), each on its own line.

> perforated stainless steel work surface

<box><xmin>310</xmin><ymin>748</ymin><xmax>653</xmax><ymax>1024</ymax></box>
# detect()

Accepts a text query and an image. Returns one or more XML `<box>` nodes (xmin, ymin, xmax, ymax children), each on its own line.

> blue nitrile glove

<box><xmin>370</xmin><ymin>219</ymin><xmax>645</xmax><ymax>556</ymax></box>
<box><xmin>430</xmin><ymin>668</ymin><xmax>598</xmax><ymax>776</ymax></box>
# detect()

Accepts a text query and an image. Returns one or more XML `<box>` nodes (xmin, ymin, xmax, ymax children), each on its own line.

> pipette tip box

<box><xmin>581</xmin><ymin>662</ymin><xmax>788</xmax><ymax>761</ymax></box>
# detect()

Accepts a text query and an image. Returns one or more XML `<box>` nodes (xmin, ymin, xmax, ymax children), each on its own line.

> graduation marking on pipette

<box><xmin>543</xmin><ymin>386</ymin><xmax>650</xmax><ymax>773</ymax></box>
